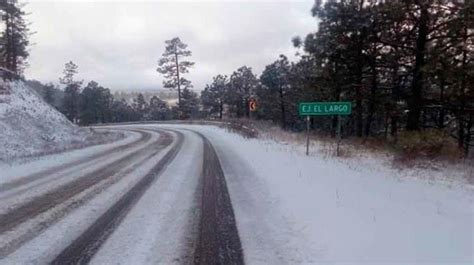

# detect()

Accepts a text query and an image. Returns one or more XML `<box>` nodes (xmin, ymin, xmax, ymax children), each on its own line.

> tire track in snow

<box><xmin>191</xmin><ymin>130</ymin><xmax>244</xmax><ymax>265</ymax></box>
<box><xmin>0</xmin><ymin>129</ymin><xmax>169</xmax><ymax>234</ymax></box>
<box><xmin>0</xmin><ymin>130</ymin><xmax>151</xmax><ymax>204</ymax></box>
<box><xmin>0</xmin><ymin>129</ymin><xmax>150</xmax><ymax>193</ymax></box>
<box><xmin>50</xmin><ymin>130</ymin><xmax>185</xmax><ymax>264</ymax></box>
<box><xmin>0</xmin><ymin>128</ymin><xmax>175</xmax><ymax>257</ymax></box>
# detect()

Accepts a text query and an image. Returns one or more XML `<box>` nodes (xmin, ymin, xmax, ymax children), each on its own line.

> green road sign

<box><xmin>299</xmin><ymin>102</ymin><xmax>352</xmax><ymax>116</ymax></box>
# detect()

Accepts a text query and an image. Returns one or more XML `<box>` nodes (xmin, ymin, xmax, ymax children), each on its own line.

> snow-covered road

<box><xmin>0</xmin><ymin>124</ymin><xmax>472</xmax><ymax>264</ymax></box>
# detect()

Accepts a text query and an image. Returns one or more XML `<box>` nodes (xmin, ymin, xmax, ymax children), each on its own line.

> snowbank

<box><xmin>0</xmin><ymin>80</ymin><xmax>117</xmax><ymax>162</ymax></box>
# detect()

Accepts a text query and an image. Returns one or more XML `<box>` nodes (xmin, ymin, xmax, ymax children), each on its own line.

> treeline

<box><xmin>113</xmin><ymin>90</ymin><xmax>177</xmax><ymax>103</ymax></box>
<box><xmin>200</xmin><ymin>0</ymin><xmax>473</xmax><ymax>156</ymax></box>
<box><xmin>33</xmin><ymin>61</ymin><xmax>200</xmax><ymax>125</ymax></box>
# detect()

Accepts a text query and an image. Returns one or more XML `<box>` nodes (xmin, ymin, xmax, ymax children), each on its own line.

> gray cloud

<box><xmin>24</xmin><ymin>0</ymin><xmax>317</xmax><ymax>91</ymax></box>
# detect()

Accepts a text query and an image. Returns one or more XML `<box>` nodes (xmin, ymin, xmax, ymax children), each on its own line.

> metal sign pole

<box><xmin>336</xmin><ymin>115</ymin><xmax>342</xmax><ymax>156</ymax></box>
<box><xmin>306</xmin><ymin>115</ymin><xmax>310</xmax><ymax>156</ymax></box>
<box><xmin>299</xmin><ymin>101</ymin><xmax>352</xmax><ymax>157</ymax></box>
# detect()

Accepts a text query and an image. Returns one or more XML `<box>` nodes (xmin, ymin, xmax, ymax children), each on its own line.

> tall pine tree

<box><xmin>1</xmin><ymin>0</ymin><xmax>30</xmax><ymax>77</ymax></box>
<box><xmin>60</xmin><ymin>61</ymin><xmax>82</xmax><ymax>123</ymax></box>
<box><xmin>156</xmin><ymin>37</ymin><xmax>194</xmax><ymax>118</ymax></box>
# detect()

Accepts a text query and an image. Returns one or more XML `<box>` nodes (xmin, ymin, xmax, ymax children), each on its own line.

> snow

<box><xmin>0</xmin><ymin>130</ymin><xmax>157</xmax><ymax>215</ymax></box>
<box><xmin>0</xmin><ymin>129</ymin><xmax>139</xmax><ymax>186</ymax></box>
<box><xmin>0</xmin><ymin>80</ymin><xmax>118</xmax><ymax>162</ymax></box>
<box><xmin>2</xmin><ymin>129</ymin><xmax>176</xmax><ymax>264</ymax></box>
<box><xmin>170</xmin><ymin>125</ymin><xmax>473</xmax><ymax>264</ymax></box>
<box><xmin>1</xmin><ymin>123</ymin><xmax>472</xmax><ymax>264</ymax></box>
<box><xmin>90</xmin><ymin>129</ymin><xmax>202</xmax><ymax>264</ymax></box>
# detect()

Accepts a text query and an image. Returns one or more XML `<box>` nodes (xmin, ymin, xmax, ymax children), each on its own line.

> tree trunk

<box><xmin>390</xmin><ymin>63</ymin><xmax>400</xmax><ymax>139</ymax></box>
<box><xmin>391</xmin><ymin>117</ymin><xmax>398</xmax><ymax>137</ymax></box>
<box><xmin>219</xmin><ymin>100</ymin><xmax>223</xmax><ymax>120</ymax></box>
<box><xmin>332</xmin><ymin>61</ymin><xmax>341</xmax><ymax>138</ymax></box>
<box><xmin>365</xmin><ymin>54</ymin><xmax>377</xmax><ymax>137</ymax></box>
<box><xmin>355</xmin><ymin>81</ymin><xmax>363</xmax><ymax>137</ymax></box>
<box><xmin>457</xmin><ymin>28</ymin><xmax>468</xmax><ymax>150</ymax></box>
<box><xmin>279</xmin><ymin>85</ymin><xmax>286</xmax><ymax>129</ymax></box>
<box><xmin>465</xmin><ymin>114</ymin><xmax>472</xmax><ymax>157</ymax></box>
<box><xmin>407</xmin><ymin>3</ymin><xmax>428</xmax><ymax>131</ymax></box>
<box><xmin>355</xmin><ymin>4</ymin><xmax>367</xmax><ymax>137</ymax></box>
<box><xmin>4</xmin><ymin>10</ymin><xmax>13</xmax><ymax>77</ymax></box>
<box><xmin>438</xmin><ymin>71</ymin><xmax>446</xmax><ymax>128</ymax></box>
<box><xmin>174</xmin><ymin>48</ymin><xmax>181</xmax><ymax>118</ymax></box>
<box><xmin>244</xmin><ymin>97</ymin><xmax>250</xmax><ymax>118</ymax></box>
<box><xmin>454</xmin><ymin>24</ymin><xmax>469</xmax><ymax>151</ymax></box>
<box><xmin>458</xmin><ymin>115</ymin><xmax>465</xmax><ymax>149</ymax></box>
<box><xmin>355</xmin><ymin>47</ymin><xmax>364</xmax><ymax>137</ymax></box>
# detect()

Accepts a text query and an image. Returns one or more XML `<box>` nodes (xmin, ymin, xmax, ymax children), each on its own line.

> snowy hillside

<box><xmin>0</xmin><ymin>80</ymin><xmax>116</xmax><ymax>161</ymax></box>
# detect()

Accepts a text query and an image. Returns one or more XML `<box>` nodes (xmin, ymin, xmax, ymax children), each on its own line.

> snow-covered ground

<box><xmin>0</xmin><ymin>80</ymin><xmax>119</xmax><ymax>162</ymax></box>
<box><xmin>0</xmin><ymin>127</ymin><xmax>172</xmax><ymax>263</ymax></box>
<box><xmin>1</xmin><ymin>123</ymin><xmax>472</xmax><ymax>264</ymax></box>
<box><xmin>176</xmin><ymin>125</ymin><xmax>473</xmax><ymax>264</ymax></box>
<box><xmin>0</xmin><ymin>129</ymin><xmax>139</xmax><ymax>186</ymax></box>
<box><xmin>90</xmin><ymin>129</ymin><xmax>202</xmax><ymax>264</ymax></box>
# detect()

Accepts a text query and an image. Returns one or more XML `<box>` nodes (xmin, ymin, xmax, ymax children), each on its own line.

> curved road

<box><xmin>0</xmin><ymin>125</ymin><xmax>244</xmax><ymax>265</ymax></box>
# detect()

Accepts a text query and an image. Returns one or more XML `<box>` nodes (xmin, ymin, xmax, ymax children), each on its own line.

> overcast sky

<box><xmin>24</xmin><ymin>0</ymin><xmax>317</xmax><ymax>91</ymax></box>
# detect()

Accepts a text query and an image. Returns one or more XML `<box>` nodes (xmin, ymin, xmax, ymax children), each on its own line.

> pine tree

<box><xmin>59</xmin><ymin>61</ymin><xmax>80</xmax><ymax>86</ymax></box>
<box><xmin>110</xmin><ymin>99</ymin><xmax>134</xmax><ymax>123</ymax></box>
<box><xmin>201</xmin><ymin>74</ymin><xmax>228</xmax><ymax>119</ymax></box>
<box><xmin>1</xmin><ymin>0</ymin><xmax>30</xmax><ymax>77</ymax></box>
<box><xmin>132</xmin><ymin>93</ymin><xmax>148</xmax><ymax>121</ymax></box>
<box><xmin>180</xmin><ymin>88</ymin><xmax>199</xmax><ymax>120</ymax></box>
<box><xmin>260</xmin><ymin>55</ymin><xmax>291</xmax><ymax>128</ymax></box>
<box><xmin>147</xmin><ymin>96</ymin><xmax>170</xmax><ymax>120</ymax></box>
<box><xmin>43</xmin><ymin>83</ymin><xmax>55</xmax><ymax>106</ymax></box>
<box><xmin>80</xmin><ymin>81</ymin><xmax>100</xmax><ymax>125</ymax></box>
<box><xmin>156</xmin><ymin>37</ymin><xmax>194</xmax><ymax>115</ymax></box>
<box><xmin>228</xmin><ymin>66</ymin><xmax>258</xmax><ymax>118</ymax></box>
<box><xmin>79</xmin><ymin>81</ymin><xmax>113</xmax><ymax>125</ymax></box>
<box><xmin>60</xmin><ymin>61</ymin><xmax>82</xmax><ymax>123</ymax></box>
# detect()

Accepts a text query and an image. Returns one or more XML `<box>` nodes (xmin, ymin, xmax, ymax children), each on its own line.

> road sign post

<box><xmin>299</xmin><ymin>102</ymin><xmax>352</xmax><ymax>156</ymax></box>
<box><xmin>337</xmin><ymin>115</ymin><xmax>342</xmax><ymax>156</ymax></box>
<box><xmin>306</xmin><ymin>116</ymin><xmax>310</xmax><ymax>156</ymax></box>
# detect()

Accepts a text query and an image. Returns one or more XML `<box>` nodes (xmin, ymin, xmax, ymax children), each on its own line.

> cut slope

<box><xmin>0</xmin><ymin>80</ymin><xmax>108</xmax><ymax>161</ymax></box>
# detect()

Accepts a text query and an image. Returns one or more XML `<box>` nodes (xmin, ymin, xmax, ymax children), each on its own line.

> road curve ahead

<box><xmin>0</xmin><ymin>124</ymin><xmax>244</xmax><ymax>265</ymax></box>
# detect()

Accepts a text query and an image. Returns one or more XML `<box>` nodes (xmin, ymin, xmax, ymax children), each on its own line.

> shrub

<box><xmin>222</xmin><ymin>120</ymin><xmax>259</xmax><ymax>139</ymax></box>
<box><xmin>394</xmin><ymin>129</ymin><xmax>462</xmax><ymax>161</ymax></box>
